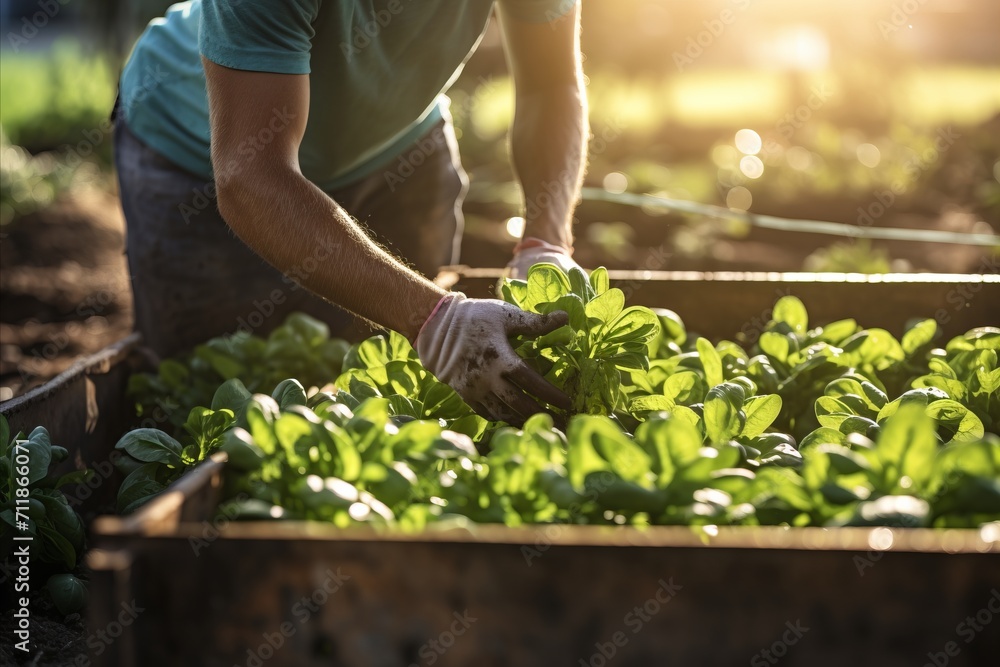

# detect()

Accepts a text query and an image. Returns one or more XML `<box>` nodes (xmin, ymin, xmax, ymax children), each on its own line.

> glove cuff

<box><xmin>414</xmin><ymin>292</ymin><xmax>466</xmax><ymax>356</ymax></box>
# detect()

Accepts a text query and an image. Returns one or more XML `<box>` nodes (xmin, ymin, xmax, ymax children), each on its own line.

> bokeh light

<box><xmin>735</xmin><ymin>129</ymin><xmax>762</xmax><ymax>156</ymax></box>
<box><xmin>505</xmin><ymin>216</ymin><xmax>525</xmax><ymax>239</ymax></box>
<box><xmin>785</xmin><ymin>146</ymin><xmax>814</xmax><ymax>172</ymax></box>
<box><xmin>856</xmin><ymin>143</ymin><xmax>881</xmax><ymax>168</ymax></box>
<box><xmin>726</xmin><ymin>186</ymin><xmax>753</xmax><ymax>211</ymax></box>
<box><xmin>603</xmin><ymin>171</ymin><xmax>629</xmax><ymax>194</ymax></box>
<box><xmin>739</xmin><ymin>155</ymin><xmax>765</xmax><ymax>179</ymax></box>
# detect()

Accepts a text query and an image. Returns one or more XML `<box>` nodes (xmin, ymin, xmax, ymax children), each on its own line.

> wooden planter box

<box><xmin>87</xmin><ymin>456</ymin><xmax>1000</xmax><ymax>667</ymax></box>
<box><xmin>2</xmin><ymin>273</ymin><xmax>997</xmax><ymax>666</ymax></box>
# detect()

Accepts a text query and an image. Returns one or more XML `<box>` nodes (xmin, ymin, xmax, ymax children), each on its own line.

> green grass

<box><xmin>456</xmin><ymin>66</ymin><xmax>1000</xmax><ymax>141</ymax></box>
<box><xmin>895</xmin><ymin>67</ymin><xmax>1000</xmax><ymax>126</ymax></box>
<box><xmin>0</xmin><ymin>40</ymin><xmax>117</xmax><ymax>154</ymax></box>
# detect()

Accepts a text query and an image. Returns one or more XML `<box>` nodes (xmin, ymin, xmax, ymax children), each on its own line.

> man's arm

<box><xmin>204</xmin><ymin>59</ymin><xmax>444</xmax><ymax>339</ymax></box>
<box><xmin>203</xmin><ymin>59</ymin><xmax>570</xmax><ymax>424</ymax></box>
<box><xmin>496</xmin><ymin>2</ymin><xmax>587</xmax><ymax>253</ymax></box>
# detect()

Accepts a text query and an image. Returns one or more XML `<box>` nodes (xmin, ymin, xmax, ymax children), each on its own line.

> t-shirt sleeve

<box><xmin>199</xmin><ymin>0</ymin><xmax>321</xmax><ymax>75</ymax></box>
<box><xmin>498</xmin><ymin>0</ymin><xmax>579</xmax><ymax>24</ymax></box>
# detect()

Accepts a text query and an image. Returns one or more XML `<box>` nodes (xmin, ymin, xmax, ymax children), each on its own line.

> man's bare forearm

<box><xmin>510</xmin><ymin>82</ymin><xmax>588</xmax><ymax>250</ymax></box>
<box><xmin>216</xmin><ymin>168</ymin><xmax>445</xmax><ymax>340</ymax></box>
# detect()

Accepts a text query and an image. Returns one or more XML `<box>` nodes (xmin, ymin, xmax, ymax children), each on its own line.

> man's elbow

<box><xmin>213</xmin><ymin>163</ymin><xmax>271</xmax><ymax>235</ymax></box>
<box><xmin>214</xmin><ymin>179</ymin><xmax>250</xmax><ymax>237</ymax></box>
<box><xmin>211</xmin><ymin>154</ymin><xmax>300</xmax><ymax>241</ymax></box>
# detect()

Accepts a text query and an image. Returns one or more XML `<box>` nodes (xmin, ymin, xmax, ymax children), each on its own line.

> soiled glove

<box><xmin>506</xmin><ymin>237</ymin><xmax>582</xmax><ymax>280</ymax></box>
<box><xmin>415</xmin><ymin>293</ymin><xmax>571</xmax><ymax>425</ymax></box>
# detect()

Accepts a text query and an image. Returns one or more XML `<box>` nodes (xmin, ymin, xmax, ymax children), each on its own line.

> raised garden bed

<box><xmin>3</xmin><ymin>271</ymin><xmax>998</xmax><ymax>666</ymax></box>
<box><xmin>87</xmin><ymin>453</ymin><xmax>999</xmax><ymax>667</ymax></box>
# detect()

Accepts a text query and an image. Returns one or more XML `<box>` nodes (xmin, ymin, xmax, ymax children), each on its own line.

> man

<box><xmin>114</xmin><ymin>0</ymin><xmax>587</xmax><ymax>424</ymax></box>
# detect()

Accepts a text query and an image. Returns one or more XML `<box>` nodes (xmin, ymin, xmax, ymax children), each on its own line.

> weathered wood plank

<box><xmin>1</xmin><ymin>333</ymin><xmax>142</xmax><ymax>516</ymax></box>
<box><xmin>441</xmin><ymin>269</ymin><xmax>1000</xmax><ymax>341</ymax></box>
<box><xmin>89</xmin><ymin>456</ymin><xmax>1000</xmax><ymax>667</ymax></box>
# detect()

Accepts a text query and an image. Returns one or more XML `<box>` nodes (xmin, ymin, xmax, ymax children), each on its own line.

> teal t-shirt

<box><xmin>119</xmin><ymin>0</ymin><xmax>577</xmax><ymax>191</ymax></box>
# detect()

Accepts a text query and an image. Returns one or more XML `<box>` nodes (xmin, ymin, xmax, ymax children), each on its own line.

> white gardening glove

<box><xmin>506</xmin><ymin>237</ymin><xmax>582</xmax><ymax>280</ymax></box>
<box><xmin>415</xmin><ymin>293</ymin><xmax>571</xmax><ymax>425</ymax></box>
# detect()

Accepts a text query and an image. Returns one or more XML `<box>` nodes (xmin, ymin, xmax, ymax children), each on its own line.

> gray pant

<box><xmin>114</xmin><ymin>116</ymin><xmax>467</xmax><ymax>358</ymax></box>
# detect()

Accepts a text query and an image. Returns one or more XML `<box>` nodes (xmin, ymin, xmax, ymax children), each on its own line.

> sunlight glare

<box><xmin>505</xmin><ymin>216</ymin><xmax>526</xmax><ymax>238</ymax></box>
<box><xmin>735</xmin><ymin>129</ymin><xmax>762</xmax><ymax>156</ymax></box>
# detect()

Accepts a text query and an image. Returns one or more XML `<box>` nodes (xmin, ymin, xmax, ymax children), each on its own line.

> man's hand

<box><xmin>506</xmin><ymin>237</ymin><xmax>583</xmax><ymax>280</ymax></box>
<box><xmin>415</xmin><ymin>294</ymin><xmax>571</xmax><ymax>425</ymax></box>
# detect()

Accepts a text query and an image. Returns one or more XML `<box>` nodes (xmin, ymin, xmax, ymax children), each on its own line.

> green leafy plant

<box><xmin>0</xmin><ymin>416</ymin><xmax>89</xmax><ymax>614</ymax></box>
<box><xmin>128</xmin><ymin>312</ymin><xmax>351</xmax><ymax>431</ymax></box>
<box><xmin>117</xmin><ymin>274</ymin><xmax>999</xmax><ymax>531</ymax></box>
<box><xmin>207</xmin><ymin>391</ymin><xmax>998</xmax><ymax>530</ymax></box>
<box><xmin>331</xmin><ymin>332</ymin><xmax>487</xmax><ymax>439</ymax></box>
<box><xmin>115</xmin><ymin>379</ymin><xmax>251</xmax><ymax>513</ymax></box>
<box><xmin>500</xmin><ymin>264</ymin><xmax>660</xmax><ymax>415</ymax></box>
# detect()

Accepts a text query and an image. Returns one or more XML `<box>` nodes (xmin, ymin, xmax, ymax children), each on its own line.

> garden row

<box><xmin>112</xmin><ymin>265</ymin><xmax>999</xmax><ymax>532</ymax></box>
<box><xmin>3</xmin><ymin>267</ymin><xmax>997</xmax><ymax>665</ymax></box>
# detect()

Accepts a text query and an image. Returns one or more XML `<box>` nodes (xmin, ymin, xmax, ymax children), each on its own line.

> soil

<box><xmin>0</xmin><ymin>186</ymin><xmax>132</xmax><ymax>400</ymax></box>
<box><xmin>461</xmin><ymin>115</ymin><xmax>1000</xmax><ymax>275</ymax></box>
<box><xmin>0</xmin><ymin>567</ymin><xmax>89</xmax><ymax>666</ymax></box>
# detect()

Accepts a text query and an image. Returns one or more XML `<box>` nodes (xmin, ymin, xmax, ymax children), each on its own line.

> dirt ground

<box><xmin>0</xmin><ymin>186</ymin><xmax>132</xmax><ymax>399</ymax></box>
<box><xmin>0</xmin><ymin>573</ymin><xmax>88</xmax><ymax>666</ymax></box>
